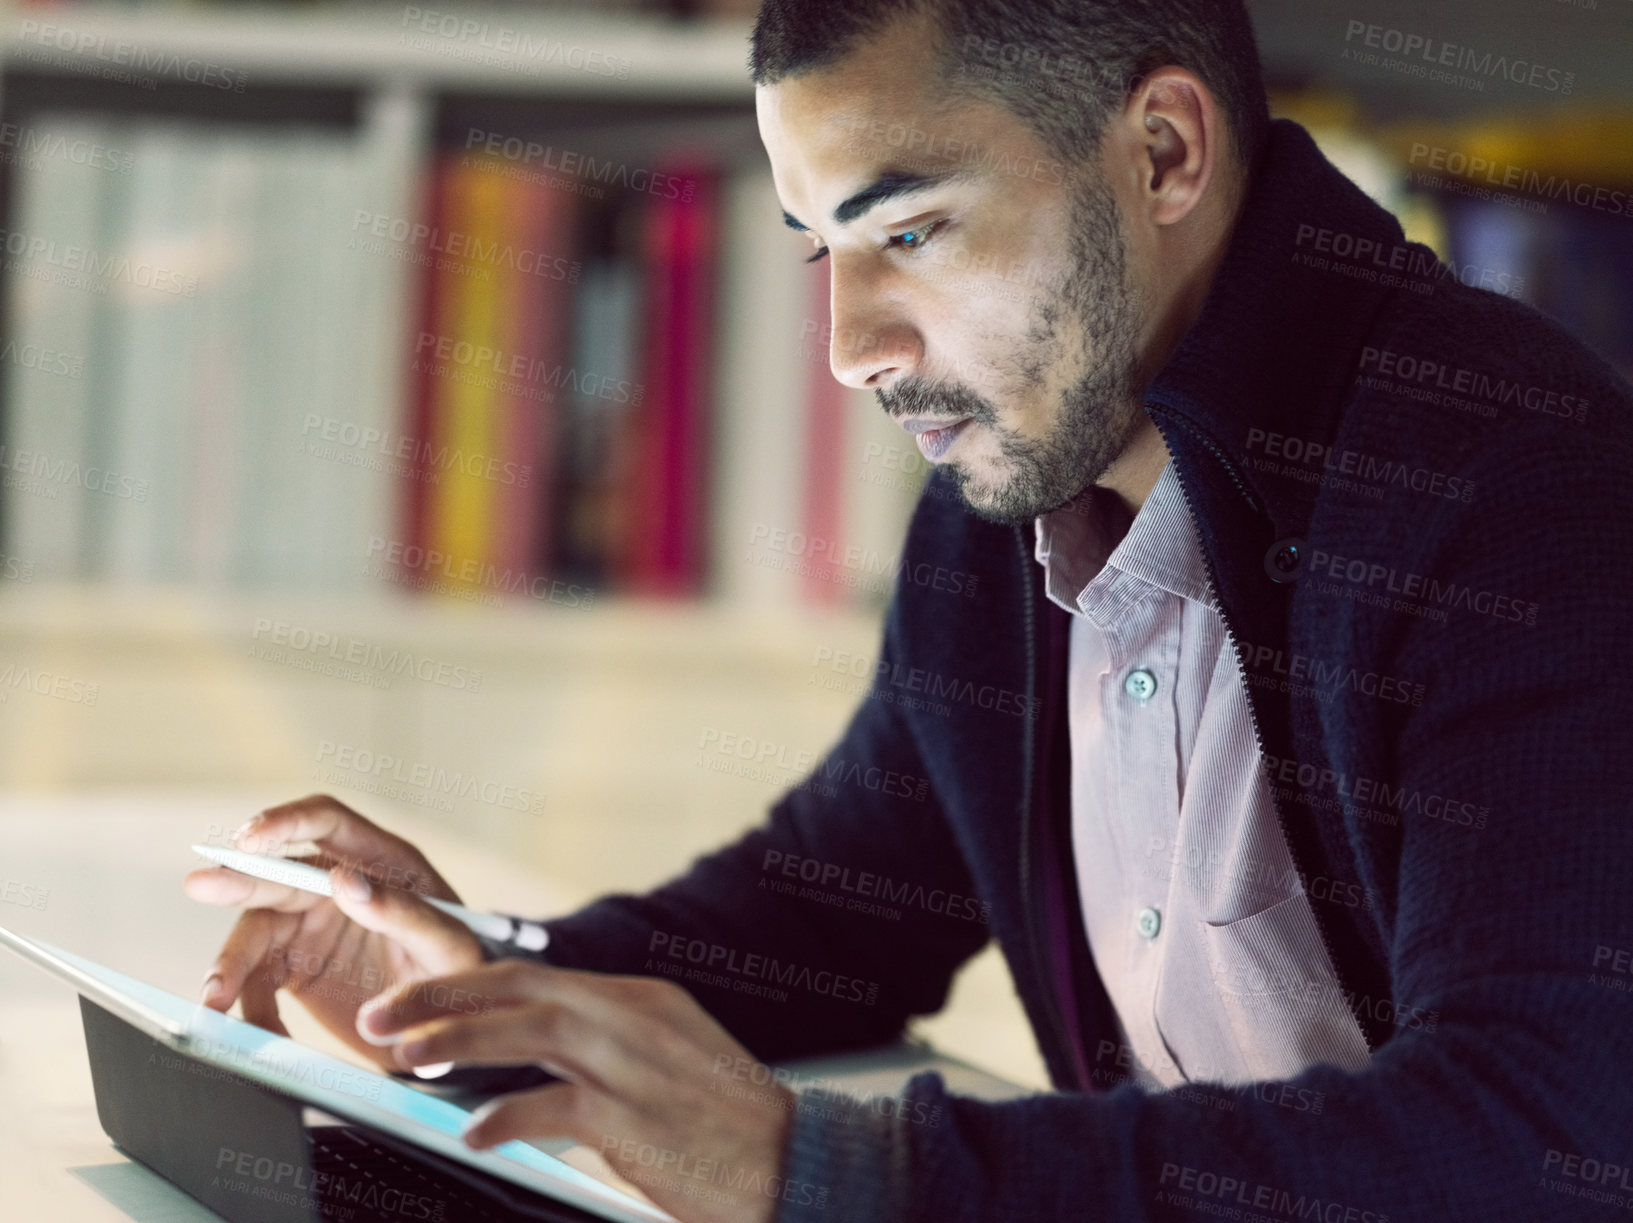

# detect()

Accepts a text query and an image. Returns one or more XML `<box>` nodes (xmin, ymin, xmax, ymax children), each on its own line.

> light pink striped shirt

<box><xmin>1034</xmin><ymin>460</ymin><xmax>1370</xmax><ymax>1091</ymax></box>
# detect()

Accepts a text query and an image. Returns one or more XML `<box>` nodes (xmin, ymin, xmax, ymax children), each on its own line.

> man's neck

<box><xmin>1098</xmin><ymin>169</ymin><xmax>1249</xmax><ymax>519</ymax></box>
<box><xmin>1095</xmin><ymin>416</ymin><xmax>1171</xmax><ymax>518</ymax></box>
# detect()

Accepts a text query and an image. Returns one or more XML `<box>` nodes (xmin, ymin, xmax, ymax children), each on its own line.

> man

<box><xmin>188</xmin><ymin>1</ymin><xmax>1633</xmax><ymax>1220</ymax></box>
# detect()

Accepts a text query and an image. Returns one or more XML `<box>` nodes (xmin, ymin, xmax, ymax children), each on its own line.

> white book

<box><xmin>332</xmin><ymin>87</ymin><xmax>431</xmax><ymax>595</ymax></box>
<box><xmin>707</xmin><ymin>165</ymin><xmax>815</xmax><ymax>607</ymax></box>
<box><xmin>0</xmin><ymin>114</ymin><xmax>120</xmax><ymax>580</ymax></box>
<box><xmin>242</xmin><ymin>133</ymin><xmax>330</xmax><ymax>588</ymax></box>
<box><xmin>183</xmin><ymin>128</ymin><xmax>259</xmax><ymax>589</ymax></box>
<box><xmin>94</xmin><ymin>125</ymin><xmax>199</xmax><ymax>583</ymax></box>
<box><xmin>130</xmin><ymin>124</ymin><xmax>399</xmax><ymax>594</ymax></box>
<box><xmin>260</xmin><ymin>129</ymin><xmax>392</xmax><ymax>592</ymax></box>
<box><xmin>33</xmin><ymin>118</ymin><xmax>409</xmax><ymax>594</ymax></box>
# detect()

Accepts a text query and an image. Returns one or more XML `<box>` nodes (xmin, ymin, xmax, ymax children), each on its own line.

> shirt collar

<box><xmin>1033</xmin><ymin>459</ymin><xmax>1213</xmax><ymax>615</ymax></box>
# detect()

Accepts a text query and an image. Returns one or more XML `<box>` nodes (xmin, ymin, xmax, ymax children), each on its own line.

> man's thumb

<box><xmin>329</xmin><ymin>865</ymin><xmax>480</xmax><ymax>974</ymax></box>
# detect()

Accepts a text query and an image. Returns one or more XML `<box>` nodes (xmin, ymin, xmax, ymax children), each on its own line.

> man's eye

<box><xmin>888</xmin><ymin>220</ymin><xmax>942</xmax><ymax>252</ymax></box>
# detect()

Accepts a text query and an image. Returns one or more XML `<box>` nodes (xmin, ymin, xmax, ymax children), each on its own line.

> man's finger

<box><xmin>361</xmin><ymin>959</ymin><xmax>554</xmax><ymax>1038</ymax></box>
<box><xmin>361</xmin><ymin>962</ymin><xmax>686</xmax><ymax>1044</ymax></box>
<box><xmin>183</xmin><ymin>865</ymin><xmax>331</xmax><ymax>915</ymax></box>
<box><xmin>201</xmin><ymin>908</ymin><xmax>298</xmax><ymax>1011</ymax></box>
<box><xmin>235</xmin><ymin>796</ymin><xmax>452</xmax><ymax>901</ymax></box>
<box><xmin>239</xmin><ymin>960</ymin><xmax>291</xmax><ymax>1038</ymax></box>
<box><xmin>391</xmin><ymin>1002</ymin><xmax>626</xmax><ymax>1095</ymax></box>
<box><xmin>462</xmin><ymin>1080</ymin><xmax>596</xmax><ymax>1151</ymax></box>
<box><xmin>329</xmin><ymin>865</ymin><xmax>481</xmax><ymax>983</ymax></box>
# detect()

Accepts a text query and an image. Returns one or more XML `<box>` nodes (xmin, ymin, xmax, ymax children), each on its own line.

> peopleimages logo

<box><xmin>1408</xmin><ymin>144</ymin><xmax>1633</xmax><ymax>220</ymax></box>
<box><xmin>1260</xmin><ymin>753</ymin><xmax>1490</xmax><ymax>831</ymax></box>
<box><xmin>0</xmin><ymin>445</ymin><xmax>148</xmax><ymax>500</ymax></box>
<box><xmin>462</xmin><ymin>129</ymin><xmax>692</xmax><ymax>201</ymax></box>
<box><xmin>0</xmin><ymin>226</ymin><xmax>198</xmax><ymax>296</ymax></box>
<box><xmin>400</xmin><ymin>7</ymin><xmax>631</xmax><ymax>80</ymax></box>
<box><xmin>746</xmin><ymin>523</ymin><xmax>979</xmax><ymax>599</ymax></box>
<box><xmin>810</xmin><ymin>646</ymin><xmax>1041</xmax><ymax>720</ymax></box>
<box><xmin>1358</xmin><ymin>348</ymin><xmax>1588</xmax><ymax>424</ymax></box>
<box><xmin>316</xmin><ymin>740</ymin><xmax>544</xmax><ymax>816</ymax></box>
<box><xmin>250</xmin><ymin>618</ymin><xmax>481</xmax><ymax>690</ymax></box>
<box><xmin>647</xmin><ymin>931</ymin><xmax>880</xmax><ymax>1007</ymax></box>
<box><xmin>1158</xmin><ymin>1164</ymin><xmax>1390</xmax><ymax>1222</ymax></box>
<box><xmin>413</xmin><ymin>332</ymin><xmax>641</xmax><ymax>405</ymax></box>
<box><xmin>301</xmin><ymin>413</ymin><xmax>530</xmax><ymax>486</ymax></box>
<box><xmin>0</xmin><ymin>122</ymin><xmax>134</xmax><ymax>174</ymax></box>
<box><xmin>1307</xmin><ymin>547</ymin><xmax>1540</xmax><ymax>627</ymax></box>
<box><xmin>1294</xmin><ymin>224</ymin><xmax>1523</xmax><ymax>296</ymax></box>
<box><xmin>1244</xmin><ymin>427</ymin><xmax>1475</xmax><ymax>504</ymax></box>
<box><xmin>349</xmin><ymin>210</ymin><xmax>581</xmax><ymax>283</ymax></box>
<box><xmin>1342</xmin><ymin>20</ymin><xmax>1576</xmax><ymax>93</ymax></box>
<box><xmin>214</xmin><ymin>1146</ymin><xmax>445</xmax><ymax>1221</ymax></box>
<box><xmin>364</xmin><ymin>537</ymin><xmax>594</xmax><ymax>608</ymax></box>
<box><xmin>761</xmin><ymin>849</ymin><xmax>992</xmax><ymax>924</ymax></box>
<box><xmin>16</xmin><ymin>20</ymin><xmax>249</xmax><ymax>92</ymax></box>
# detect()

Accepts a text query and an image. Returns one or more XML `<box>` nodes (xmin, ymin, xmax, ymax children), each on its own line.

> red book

<box><xmin>618</xmin><ymin>165</ymin><xmax>718</xmax><ymax>596</ymax></box>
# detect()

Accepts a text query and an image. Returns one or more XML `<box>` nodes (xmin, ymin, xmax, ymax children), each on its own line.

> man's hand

<box><xmin>361</xmin><ymin>961</ymin><xmax>801</xmax><ymax>1223</ymax></box>
<box><xmin>182</xmin><ymin>794</ymin><xmax>483</xmax><ymax>1069</ymax></box>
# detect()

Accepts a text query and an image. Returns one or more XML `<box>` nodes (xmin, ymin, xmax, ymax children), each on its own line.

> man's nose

<box><xmin>824</xmin><ymin>256</ymin><xmax>922</xmax><ymax>390</ymax></box>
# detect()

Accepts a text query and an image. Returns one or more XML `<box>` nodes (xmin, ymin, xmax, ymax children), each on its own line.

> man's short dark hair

<box><xmin>749</xmin><ymin>0</ymin><xmax>1270</xmax><ymax>171</ymax></box>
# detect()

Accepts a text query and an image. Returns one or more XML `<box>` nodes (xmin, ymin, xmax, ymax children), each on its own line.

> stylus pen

<box><xmin>191</xmin><ymin>844</ymin><xmax>550</xmax><ymax>953</ymax></box>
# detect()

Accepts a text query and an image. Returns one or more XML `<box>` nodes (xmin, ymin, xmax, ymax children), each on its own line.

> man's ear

<box><xmin>1120</xmin><ymin>67</ymin><xmax>1219</xmax><ymax>228</ymax></box>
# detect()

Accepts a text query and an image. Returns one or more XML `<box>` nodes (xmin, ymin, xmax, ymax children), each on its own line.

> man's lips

<box><xmin>897</xmin><ymin>417</ymin><xmax>970</xmax><ymax>436</ymax></box>
<box><xmin>904</xmin><ymin>418</ymin><xmax>972</xmax><ymax>462</ymax></box>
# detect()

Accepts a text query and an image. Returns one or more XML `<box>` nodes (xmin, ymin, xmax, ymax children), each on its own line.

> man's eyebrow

<box><xmin>781</xmin><ymin>168</ymin><xmax>966</xmax><ymax>234</ymax></box>
<box><xmin>834</xmin><ymin>170</ymin><xmax>959</xmax><ymax>225</ymax></box>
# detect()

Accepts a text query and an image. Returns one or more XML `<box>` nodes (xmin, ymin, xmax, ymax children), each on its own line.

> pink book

<box><xmin>622</xmin><ymin>164</ymin><xmax>717</xmax><ymax>595</ymax></box>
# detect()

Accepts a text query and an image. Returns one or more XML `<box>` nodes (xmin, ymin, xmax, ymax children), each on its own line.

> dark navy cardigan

<box><xmin>508</xmin><ymin>120</ymin><xmax>1633</xmax><ymax>1221</ymax></box>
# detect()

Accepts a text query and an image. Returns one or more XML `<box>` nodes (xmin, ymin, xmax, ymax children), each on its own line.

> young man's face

<box><xmin>757</xmin><ymin>16</ymin><xmax>1151</xmax><ymax>524</ymax></box>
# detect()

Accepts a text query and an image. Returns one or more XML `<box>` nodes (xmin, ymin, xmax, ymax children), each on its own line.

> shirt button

<box><xmin>1124</xmin><ymin>669</ymin><xmax>1158</xmax><ymax>701</ymax></box>
<box><xmin>1136</xmin><ymin>907</ymin><xmax>1162</xmax><ymax>939</ymax></box>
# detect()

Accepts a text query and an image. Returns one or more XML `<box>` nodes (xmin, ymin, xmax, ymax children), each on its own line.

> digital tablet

<box><xmin>0</xmin><ymin>923</ymin><xmax>676</xmax><ymax>1223</ymax></box>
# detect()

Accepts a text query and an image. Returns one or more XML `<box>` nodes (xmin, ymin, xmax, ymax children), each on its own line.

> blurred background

<box><xmin>0</xmin><ymin>0</ymin><xmax>1628</xmax><ymax>1115</ymax></box>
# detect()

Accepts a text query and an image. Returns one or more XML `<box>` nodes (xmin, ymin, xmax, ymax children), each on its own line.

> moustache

<box><xmin>877</xmin><ymin>377</ymin><xmax>999</xmax><ymax>425</ymax></box>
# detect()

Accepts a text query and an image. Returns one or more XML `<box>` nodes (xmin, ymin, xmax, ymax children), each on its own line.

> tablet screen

<box><xmin>0</xmin><ymin>927</ymin><xmax>676</xmax><ymax>1223</ymax></box>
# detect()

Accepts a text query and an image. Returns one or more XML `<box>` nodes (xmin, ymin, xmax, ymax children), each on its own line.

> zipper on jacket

<box><xmin>1144</xmin><ymin>401</ymin><xmax>1378</xmax><ymax>1055</ymax></box>
<box><xmin>1151</xmin><ymin>407</ymin><xmax>1264</xmax><ymax>517</ymax></box>
<box><xmin>1014</xmin><ymin>524</ymin><xmax>1080</xmax><ymax>1087</ymax></box>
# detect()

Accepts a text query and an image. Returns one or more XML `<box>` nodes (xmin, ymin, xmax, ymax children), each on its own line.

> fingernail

<box><xmin>232</xmin><ymin>814</ymin><xmax>265</xmax><ymax>846</ymax></box>
<box><xmin>363</xmin><ymin>1000</ymin><xmax>403</xmax><ymax>1034</ymax></box>
<box><xmin>339</xmin><ymin>871</ymin><xmax>371</xmax><ymax>903</ymax></box>
<box><xmin>356</xmin><ymin>1005</ymin><xmax>398</xmax><ymax>1047</ymax></box>
<box><xmin>396</xmin><ymin>1038</ymin><xmax>427</xmax><ymax>1066</ymax></box>
<box><xmin>200</xmin><ymin>974</ymin><xmax>222</xmax><ymax>1003</ymax></box>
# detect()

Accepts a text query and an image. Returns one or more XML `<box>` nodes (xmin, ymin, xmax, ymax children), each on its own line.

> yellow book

<box><xmin>426</xmin><ymin>156</ymin><xmax>509</xmax><ymax>593</ymax></box>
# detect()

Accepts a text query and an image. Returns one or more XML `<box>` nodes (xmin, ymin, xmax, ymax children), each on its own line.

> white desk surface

<box><xmin>0</xmin><ymin>792</ymin><xmax>1030</xmax><ymax>1222</ymax></box>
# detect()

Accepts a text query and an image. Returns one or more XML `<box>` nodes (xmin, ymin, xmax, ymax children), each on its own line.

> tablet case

<box><xmin>79</xmin><ymin>997</ymin><xmax>619</xmax><ymax>1223</ymax></box>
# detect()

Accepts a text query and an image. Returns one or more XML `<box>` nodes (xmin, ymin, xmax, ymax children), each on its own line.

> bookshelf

<box><xmin>0</xmin><ymin>6</ymin><xmax>758</xmax><ymax>98</ymax></box>
<box><xmin>0</xmin><ymin>0</ymin><xmax>936</xmax><ymax>915</ymax></box>
<box><xmin>0</xmin><ymin>3</ymin><xmax>944</xmax><ymax>1010</ymax></box>
<box><xmin>0</xmin><ymin>2</ymin><xmax>921</xmax><ymax>610</ymax></box>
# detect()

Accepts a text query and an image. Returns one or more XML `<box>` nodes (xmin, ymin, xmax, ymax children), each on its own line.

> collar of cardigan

<box><xmin>1144</xmin><ymin>118</ymin><xmax>1412</xmax><ymax>536</ymax></box>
